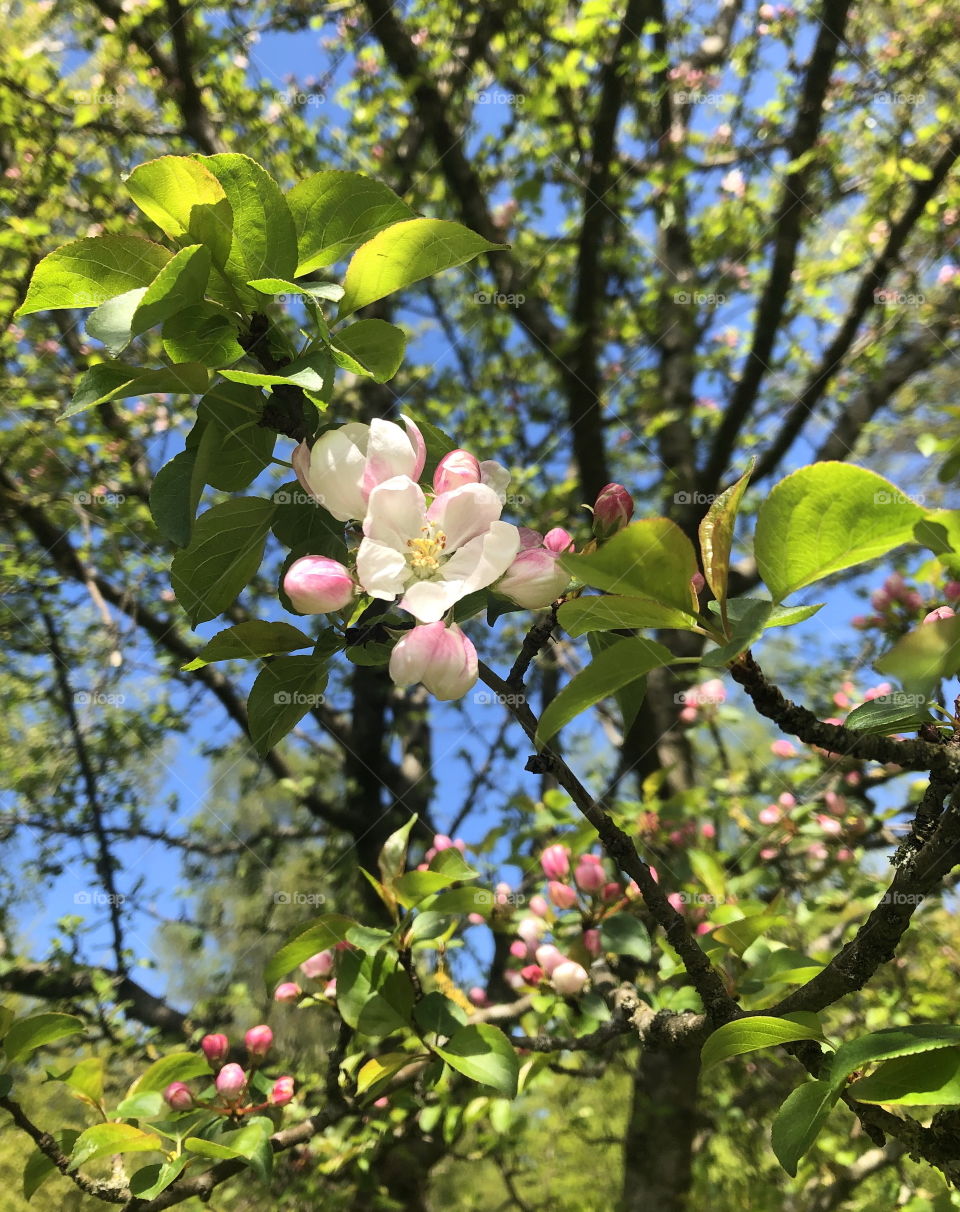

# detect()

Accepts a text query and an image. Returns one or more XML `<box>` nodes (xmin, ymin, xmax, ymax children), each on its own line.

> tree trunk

<box><xmin>619</xmin><ymin>1046</ymin><xmax>702</xmax><ymax>1212</ymax></box>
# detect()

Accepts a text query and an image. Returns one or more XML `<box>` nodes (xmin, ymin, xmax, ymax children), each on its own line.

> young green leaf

<box><xmin>561</xmin><ymin>519</ymin><xmax>700</xmax><ymax>615</ymax></box>
<box><xmin>700</xmin><ymin>1013</ymin><xmax>824</xmax><ymax>1071</ymax></box>
<box><xmin>246</xmin><ymin>653</ymin><xmax>329</xmax><ymax>755</ymax></box>
<box><xmin>4</xmin><ymin>1013</ymin><xmax>85</xmax><ymax>1063</ymax></box>
<box><xmin>846</xmin><ymin>1046</ymin><xmax>960</xmax><ymax>1106</ymax></box>
<box><xmin>557</xmin><ymin>595</ymin><xmax>701</xmax><ymax>636</ymax></box>
<box><xmin>699</xmin><ymin>461</ymin><xmax>754</xmax><ymax>614</ymax></box>
<box><xmin>771</xmin><ymin>1080</ymin><xmax>839</xmax><ymax>1177</ymax></box>
<box><xmin>287</xmin><ymin>170</ymin><xmax>416</xmax><ymax>273</ymax></box>
<box><xmin>125</xmin><ymin>155</ymin><xmax>233</xmax><ymax>267</ymax></box>
<box><xmin>64</xmin><ymin>361</ymin><xmax>208</xmax><ymax>419</ymax></box>
<box><xmin>263</xmin><ymin>914</ymin><xmax>356</xmax><ymax>990</ymax></box>
<box><xmin>17</xmin><ymin>236</ymin><xmax>172</xmax><ymax>316</ymax></box>
<box><xmin>330</xmin><ymin>318</ymin><xmax>406</xmax><ymax>382</ymax></box>
<box><xmin>182</xmin><ymin>621</ymin><xmax>313</xmax><ymax>670</ymax></box>
<box><xmin>434</xmin><ymin>1024</ymin><xmax>519</xmax><ymax>1097</ymax></box>
<box><xmin>68</xmin><ymin>1123</ymin><xmax>162</xmax><ymax>1171</ymax></box>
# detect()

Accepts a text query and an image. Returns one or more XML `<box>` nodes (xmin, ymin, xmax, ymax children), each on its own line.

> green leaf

<box><xmin>68</xmin><ymin>1123</ymin><xmax>162</xmax><ymax>1171</ymax></box>
<box><xmin>22</xmin><ymin>1131</ymin><xmax>79</xmax><ymax>1201</ymax></box>
<box><xmin>586</xmin><ymin>632</ymin><xmax>647</xmax><ymax>732</ymax></box>
<box><xmin>755</xmin><ymin>464</ymin><xmax>924</xmax><ymax>601</ymax></box>
<box><xmin>435</xmin><ymin>1024</ymin><xmax>519</xmax><ymax>1097</ymax></box>
<box><xmin>706</xmin><ymin>598</ymin><xmax>825</xmax><ymax>630</ymax></box>
<box><xmin>700</xmin><ymin>1013</ymin><xmax>825</xmax><ymax>1071</ymax></box>
<box><xmin>220</xmin><ymin>349</ymin><xmax>332</xmax><ymax>393</ymax></box>
<box><xmin>915</xmin><ymin>511</ymin><xmax>960</xmax><ymax>576</ymax></box>
<box><xmin>828</xmin><ymin>1024</ymin><xmax>960</xmax><ymax>1090</ymax></box>
<box><xmin>64</xmin><ymin>361</ymin><xmax>209</xmax><ymax>419</ymax></box>
<box><xmin>246</xmin><ymin>653</ymin><xmax>329</xmax><ymax>755</ymax></box>
<box><xmin>162</xmin><ymin>303</ymin><xmax>245</xmax><ymax>367</ymax></box>
<box><xmin>329</xmin><ymin>319</ymin><xmax>407</xmax><ymax>382</ymax></box>
<box><xmin>699</xmin><ymin>461</ymin><xmax>754</xmax><ymax>611</ymax></box>
<box><xmin>150</xmin><ymin>444</ymin><xmax>209</xmax><ymax>548</ymax></box>
<box><xmin>394</xmin><ymin>869</ymin><xmax>473</xmax><ymax>908</ymax></box>
<box><xmin>711</xmin><ymin>913</ymin><xmax>785</xmax><ymax>957</ymax></box>
<box><xmin>346</xmin><ymin>925</ymin><xmax>394</xmax><ymax>952</ymax></box>
<box><xmin>699</xmin><ymin>600</ymin><xmax>776</xmax><ymax>667</ymax></box>
<box><xmin>562</xmin><ymin>519</ymin><xmax>700</xmax><ymax>615</ymax></box>
<box><xmin>186</xmin><ymin>1118</ymin><xmax>274</xmax><ymax>1183</ymax></box>
<box><xmin>355</xmin><ymin>1052</ymin><xmax>417</xmax><ymax>1096</ymax></box>
<box><xmin>183</xmin><ymin>621</ymin><xmax>313</xmax><ymax>670</ymax></box>
<box><xmin>600</xmin><ymin>914</ymin><xmax>651</xmax><ymax>961</ymax></box>
<box><xmin>170</xmin><ymin>497</ymin><xmax>275</xmax><ymax>626</ymax></box>
<box><xmin>17</xmin><ymin>235</ymin><xmax>173</xmax><ymax>315</ymax></box>
<box><xmin>847</xmin><ymin>1046</ymin><xmax>960</xmax><ymax>1106</ymax></box>
<box><xmin>114</xmin><ymin>1091</ymin><xmax>165</xmax><ymax>1119</ymax></box>
<box><xmin>86</xmin><ymin>287</ymin><xmax>149</xmax><ymax>355</ymax></box>
<box><xmin>264</xmin><ymin>914</ymin><xmax>356</xmax><ymax>990</ymax></box>
<box><xmin>129</xmin><ymin>1051</ymin><xmax>213</xmax><ymax>1095</ymax></box>
<box><xmin>128</xmin><ymin>1156</ymin><xmax>190</xmax><ymax>1200</ymax></box>
<box><xmin>771</xmin><ymin>1080</ymin><xmax>838</xmax><ymax>1177</ymax></box>
<box><xmin>875</xmin><ymin>616</ymin><xmax>960</xmax><ymax>698</ymax></box>
<box><xmin>337</xmin><ymin>951</ymin><xmax>414</xmax><ymax>1035</ymax></box>
<box><xmin>125</xmin><ymin>155</ymin><xmax>233</xmax><ymax>268</ymax></box>
<box><xmin>557</xmin><ymin>595</ymin><xmax>701</xmax><ymax>636</ymax></box>
<box><xmin>338</xmin><ymin>218</ymin><xmax>506</xmax><ymax>317</ymax></box>
<box><xmin>4</xmin><ymin>1013</ymin><xmax>84</xmax><ymax>1063</ymax></box>
<box><xmin>535</xmin><ymin>636</ymin><xmax>679</xmax><ymax>747</ymax></box>
<box><xmin>196</xmin><ymin>380</ymin><xmax>273</xmax><ymax>490</ymax></box>
<box><xmin>287</xmin><ymin>170</ymin><xmax>416</xmax><ymax>273</ymax></box>
<box><xmin>202</xmin><ymin>154</ymin><xmax>297</xmax><ymax>302</ymax></box>
<box><xmin>247</xmin><ymin>277</ymin><xmax>344</xmax><ymax>303</ymax></box>
<box><xmin>687</xmin><ymin>848</ymin><xmax>727</xmax><ymax>902</ymax></box>
<box><xmin>132</xmin><ymin>244</ymin><xmax>212</xmax><ymax>334</ymax></box>
<box><xmin>271</xmin><ymin>481</ymin><xmax>346</xmax><ymax>556</ymax></box>
<box><xmin>843</xmin><ymin>694</ymin><xmax>931</xmax><ymax>735</ymax></box>
<box><xmin>62</xmin><ymin>1056</ymin><xmax>104</xmax><ymax>1106</ymax></box>
<box><xmin>378</xmin><ymin>815</ymin><xmax>419</xmax><ymax>896</ymax></box>
<box><xmin>414</xmin><ymin>993</ymin><xmax>468</xmax><ymax>1039</ymax></box>
<box><xmin>412</xmin><ymin>418</ymin><xmax>458</xmax><ymax>482</ymax></box>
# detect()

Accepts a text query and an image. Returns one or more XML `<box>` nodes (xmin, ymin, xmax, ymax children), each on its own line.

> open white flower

<box><xmin>292</xmin><ymin>416</ymin><xmax>426</xmax><ymax>523</ymax></box>
<box><xmin>356</xmin><ymin>476</ymin><xmax>520</xmax><ymax>623</ymax></box>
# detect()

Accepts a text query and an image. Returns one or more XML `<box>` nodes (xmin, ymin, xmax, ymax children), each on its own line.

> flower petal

<box><xmin>443</xmin><ymin>521</ymin><xmax>521</xmax><ymax>594</ymax></box>
<box><xmin>363</xmin><ymin>418</ymin><xmax>422</xmax><ymax>499</ymax></box>
<box><xmin>428</xmin><ymin>482</ymin><xmax>504</xmax><ymax>549</ymax></box>
<box><xmin>306</xmin><ymin>424</ymin><xmax>368</xmax><ymax>521</ymax></box>
<box><xmin>356</xmin><ymin>539</ymin><xmax>408</xmax><ymax>600</ymax></box>
<box><xmin>363</xmin><ymin>476</ymin><xmax>427</xmax><ymax>550</ymax></box>
<box><xmin>400</xmin><ymin>579</ymin><xmax>464</xmax><ymax>624</ymax></box>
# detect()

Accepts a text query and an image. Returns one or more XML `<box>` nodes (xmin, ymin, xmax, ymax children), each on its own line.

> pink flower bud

<box><xmin>816</xmin><ymin>813</ymin><xmax>843</xmax><ymax>836</ymax></box>
<box><xmin>201</xmin><ymin>1033</ymin><xmax>230</xmax><ymax>1069</ymax></box>
<box><xmin>583</xmin><ymin>928</ymin><xmax>602</xmax><ymax>956</ymax></box>
<box><xmin>509</xmin><ymin>939</ymin><xmax>530</xmax><ymax>959</ymax></box>
<box><xmin>691</xmin><ymin>571</ymin><xmax>706</xmax><ymax>593</ymax></box>
<box><xmin>468</xmin><ymin>986</ymin><xmax>489</xmax><ymax>1006</ymax></box>
<box><xmin>770</xmin><ymin>739</ymin><xmax>796</xmax><ymax>758</ymax></box>
<box><xmin>215</xmin><ymin>1063</ymin><xmax>247</xmax><ymax>1102</ymax></box>
<box><xmin>778</xmin><ymin>792</ymin><xmax>796</xmax><ymax>808</ymax></box>
<box><xmin>244</xmin><ymin>1024</ymin><xmax>273</xmax><ymax>1059</ymax></box>
<box><xmin>432</xmin><ymin>833</ymin><xmax>454</xmax><ymax>851</ymax></box>
<box><xmin>679</xmin><ymin>704</ymin><xmax>698</xmax><ymax>724</ymax></box>
<box><xmin>269</xmin><ymin>1076</ymin><xmax>295</xmax><ymax>1106</ymax></box>
<box><xmin>516</xmin><ymin>916</ymin><xmax>545</xmax><ymax>945</ymax></box>
<box><xmin>601</xmin><ymin>881</ymin><xmax>622</xmax><ymax>903</ymax></box>
<box><xmin>946</xmin><ymin>581</ymin><xmax>960</xmax><ymax>602</ymax></box>
<box><xmin>592</xmin><ymin>483</ymin><xmax>634</xmax><ymax>538</ymax></box>
<box><xmin>495</xmin><ymin>546</ymin><xmax>571</xmax><ymax>610</ymax></box>
<box><xmin>274</xmin><ymin>982</ymin><xmax>301</xmax><ymax>1003</ymax></box>
<box><xmin>520</xmin><ymin>964</ymin><xmax>545</xmax><ymax>984</ymax></box>
<box><xmin>904</xmin><ymin>591</ymin><xmax>924</xmax><ymax>611</ymax></box>
<box><xmin>574</xmin><ymin>855</ymin><xmax>606</xmax><ymax>894</ymax></box>
<box><xmin>388</xmin><ymin>622</ymin><xmax>478</xmax><ymax>701</ymax></box>
<box><xmin>528</xmin><ymin>894</ymin><xmax>550</xmax><ymax>918</ymax></box>
<box><xmin>540</xmin><ymin>844</ymin><xmax>570</xmax><ymax>880</ymax></box>
<box><xmin>870</xmin><ymin>588</ymin><xmax>891</xmax><ymax>611</ymax></box>
<box><xmin>548</xmin><ymin>880</ymin><xmax>578</xmax><ymax>909</ymax></box>
<box><xmin>758</xmin><ymin>805</ymin><xmax>780</xmax><ymax>825</ymax></box>
<box><xmin>324</xmin><ymin>979</ymin><xmax>337</xmax><ymax>999</ymax></box>
<box><xmin>300</xmin><ymin>950</ymin><xmax>334</xmax><ymax>979</ymax></box>
<box><xmin>163</xmin><ymin>1081</ymin><xmax>194</xmax><ymax>1110</ymax></box>
<box><xmin>283</xmin><ymin>555</ymin><xmax>355</xmax><ymax>614</ymax></box>
<box><xmin>535</xmin><ymin>944</ymin><xmax>566</xmax><ymax>975</ymax></box>
<box><xmin>924</xmin><ymin>606</ymin><xmax>955</xmax><ymax>624</ymax></box>
<box><xmin>433</xmin><ymin>449</ymin><xmax>481</xmax><ymax>494</ymax></box>
<box><xmin>467</xmin><ymin>913</ymin><xmax>485</xmax><ymax>925</ymax></box>
<box><xmin>551</xmin><ymin>960</ymin><xmax>589</xmax><ymax>996</ymax></box>
<box><xmin>668</xmin><ymin>891</ymin><xmax>685</xmax><ymax>913</ymax></box>
<box><xmin>759</xmin><ymin>846</ymin><xmax>779</xmax><ymax>860</ymax></box>
<box><xmin>543</xmin><ymin>527</ymin><xmax>574</xmax><ymax>554</ymax></box>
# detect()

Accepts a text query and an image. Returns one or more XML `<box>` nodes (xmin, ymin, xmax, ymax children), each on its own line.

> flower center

<box><xmin>406</xmin><ymin>523</ymin><xmax>447</xmax><ymax>575</ymax></box>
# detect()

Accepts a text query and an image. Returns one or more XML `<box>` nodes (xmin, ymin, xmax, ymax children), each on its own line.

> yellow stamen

<box><xmin>406</xmin><ymin>524</ymin><xmax>447</xmax><ymax>573</ymax></box>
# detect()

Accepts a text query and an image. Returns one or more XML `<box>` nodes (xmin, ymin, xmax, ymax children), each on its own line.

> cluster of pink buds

<box><xmin>416</xmin><ymin>832</ymin><xmax>467</xmax><ymax>870</ymax></box>
<box><xmin>852</xmin><ymin>575</ymin><xmax>960</xmax><ymax>637</ymax></box>
<box><xmin>677</xmin><ymin>678</ymin><xmax>727</xmax><ymax>725</ymax></box>
<box><xmin>273</xmin><ymin>945</ymin><xmax>343</xmax><ymax>1004</ymax></box>
<box><xmin>755</xmin><ymin>787</ymin><xmax>863</xmax><ymax>865</ymax></box>
<box><xmin>162</xmin><ymin>1026</ymin><xmax>294</xmax><ymax>1117</ymax></box>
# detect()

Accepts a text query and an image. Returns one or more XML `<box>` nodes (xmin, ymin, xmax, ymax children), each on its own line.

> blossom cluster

<box><xmin>163</xmin><ymin>1026</ymin><xmax>294</xmax><ymax>1116</ymax></box>
<box><xmin>852</xmin><ymin>573</ymin><xmax>960</xmax><ymax>636</ymax></box>
<box><xmin>282</xmin><ymin>417</ymin><xmax>634</xmax><ymax>701</ymax></box>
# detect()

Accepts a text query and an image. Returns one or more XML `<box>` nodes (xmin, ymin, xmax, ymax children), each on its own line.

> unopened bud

<box><xmin>283</xmin><ymin>555</ymin><xmax>355</xmax><ymax>614</ymax></box>
<box><xmin>547</xmin><ymin>880</ymin><xmax>578</xmax><ymax>909</ymax></box>
<box><xmin>300</xmin><ymin>950</ymin><xmax>334</xmax><ymax>979</ymax></box>
<box><xmin>573</xmin><ymin>854</ymin><xmax>606</xmax><ymax>894</ymax></box>
<box><xmin>274</xmin><ymin>982</ymin><xmax>302</xmax><ymax>1003</ymax></box>
<box><xmin>244</xmin><ymin>1024</ymin><xmax>273</xmax><ymax>1059</ymax></box>
<box><xmin>540</xmin><ymin>844</ymin><xmax>570</xmax><ymax>880</ymax></box>
<box><xmin>163</xmin><ymin>1081</ymin><xmax>194</xmax><ymax>1111</ymax></box>
<box><xmin>215</xmin><ymin>1063</ymin><xmax>247</xmax><ymax>1102</ymax></box>
<box><xmin>201</xmin><ymin>1033</ymin><xmax>230</xmax><ymax>1070</ymax></box>
<box><xmin>270</xmin><ymin>1076</ymin><xmax>295</xmax><ymax>1106</ymax></box>
<box><xmin>923</xmin><ymin>606</ymin><xmax>955</xmax><ymax>624</ymax></box>
<box><xmin>551</xmin><ymin>960</ymin><xmax>589</xmax><ymax>996</ymax></box>
<box><xmin>592</xmin><ymin>483</ymin><xmax>634</xmax><ymax>539</ymax></box>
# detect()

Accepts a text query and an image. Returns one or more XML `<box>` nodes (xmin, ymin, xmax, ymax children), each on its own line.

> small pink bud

<box><xmin>520</xmin><ymin>964</ymin><xmax>545</xmax><ymax>984</ymax></box>
<box><xmin>432</xmin><ymin>833</ymin><xmax>454</xmax><ymax>851</ymax></box>
<box><xmin>945</xmin><ymin>581</ymin><xmax>960</xmax><ymax>602</ymax></box>
<box><xmin>778</xmin><ymin>792</ymin><xmax>796</xmax><ymax>808</ymax></box>
<box><xmin>700</xmin><ymin>821</ymin><xmax>716</xmax><ymax>840</ymax></box>
<box><xmin>870</xmin><ymin>588</ymin><xmax>891</xmax><ymax>611</ymax></box>
<box><xmin>923</xmin><ymin>606</ymin><xmax>955</xmax><ymax>624</ymax></box>
<box><xmin>389</xmin><ymin>622</ymin><xmax>478</xmax><ymax>701</ymax></box>
<box><xmin>758</xmin><ymin>805</ymin><xmax>781</xmax><ymax>826</ymax></box>
<box><xmin>759</xmin><ymin>846</ymin><xmax>779</xmax><ymax>860</ymax></box>
<box><xmin>283</xmin><ymin>555</ymin><xmax>355</xmax><ymax>614</ymax></box>
<box><xmin>601</xmin><ymin>881</ymin><xmax>622</xmax><ymax>903</ymax></box>
<box><xmin>373</xmin><ymin>1096</ymin><xmax>389</xmax><ymax>1109</ymax></box>
<box><xmin>771</xmin><ymin>739</ymin><xmax>797</xmax><ymax>758</ymax></box>
<box><xmin>215</xmin><ymin>1063</ymin><xmax>247</xmax><ymax>1102</ymax></box>
<box><xmin>300</xmin><ymin>950</ymin><xmax>334</xmax><ymax>979</ymax></box>
<box><xmin>535</xmin><ymin>944</ymin><xmax>566</xmax><ymax>975</ymax></box>
<box><xmin>816</xmin><ymin>813</ymin><xmax>843</xmax><ymax>836</ymax></box>
<box><xmin>468</xmin><ymin>986</ymin><xmax>489</xmax><ymax>1006</ymax></box>
<box><xmin>691</xmin><ymin>571</ymin><xmax>706</xmax><ymax>593</ymax></box>
<box><xmin>837</xmin><ymin>848</ymin><xmax>855</xmax><ymax>862</ymax></box>
<box><xmin>543</xmin><ymin>527</ymin><xmax>574</xmax><ymax>554</ymax></box>
<box><xmin>163</xmin><ymin>1081</ymin><xmax>194</xmax><ymax>1110</ymax></box>
<box><xmin>516</xmin><ymin>916</ymin><xmax>544</xmax><ymax>945</ymax></box>
<box><xmin>269</xmin><ymin>1076</ymin><xmax>295</xmax><ymax>1106</ymax></box>
<box><xmin>467</xmin><ymin>913</ymin><xmax>485</xmax><ymax>925</ymax></box>
<box><xmin>668</xmin><ymin>891</ymin><xmax>685</xmax><ymax>913</ymax></box>
<box><xmin>548</xmin><ymin>880</ymin><xmax>578</xmax><ymax>909</ymax></box>
<box><xmin>528</xmin><ymin>894</ymin><xmax>550</xmax><ymax>918</ymax></box>
<box><xmin>201</xmin><ymin>1033</ymin><xmax>230</xmax><ymax>1069</ymax></box>
<box><xmin>679</xmin><ymin>704</ymin><xmax>698</xmax><ymax>724</ymax></box>
<box><xmin>274</xmin><ymin>982</ymin><xmax>301</xmax><ymax>1003</ymax></box>
<box><xmin>496</xmin><ymin>546</ymin><xmax>570</xmax><ymax>610</ymax></box>
<box><xmin>509</xmin><ymin>939</ymin><xmax>530</xmax><ymax>959</ymax></box>
<box><xmin>433</xmin><ymin>449</ymin><xmax>481</xmax><ymax>494</ymax></box>
<box><xmin>551</xmin><ymin>960</ymin><xmax>589</xmax><ymax>996</ymax></box>
<box><xmin>540</xmin><ymin>844</ymin><xmax>570</xmax><ymax>880</ymax></box>
<box><xmin>592</xmin><ymin>483</ymin><xmax>634</xmax><ymax>538</ymax></box>
<box><xmin>574</xmin><ymin>855</ymin><xmax>606</xmax><ymax>894</ymax></box>
<box><xmin>324</xmin><ymin>979</ymin><xmax>337</xmax><ymax>999</ymax></box>
<box><xmin>244</xmin><ymin>1024</ymin><xmax>273</xmax><ymax>1059</ymax></box>
<box><xmin>904</xmin><ymin>591</ymin><xmax>924</xmax><ymax>611</ymax></box>
<box><xmin>583</xmin><ymin>928</ymin><xmax>602</xmax><ymax>956</ymax></box>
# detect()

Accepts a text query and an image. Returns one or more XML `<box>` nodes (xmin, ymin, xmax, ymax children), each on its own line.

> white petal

<box><xmin>362</xmin><ymin>476</ymin><xmax>427</xmax><ymax>550</ymax></box>
<box><xmin>443</xmin><ymin>521</ymin><xmax>521</xmax><ymax>594</ymax></box>
<box><xmin>307</xmin><ymin>425</ymin><xmax>368</xmax><ymax>521</ymax></box>
<box><xmin>356</xmin><ymin>539</ymin><xmax>408</xmax><ymax>599</ymax></box>
<box><xmin>479</xmin><ymin>460</ymin><xmax>511</xmax><ymax>501</ymax></box>
<box><xmin>428</xmin><ymin>482</ymin><xmax>504</xmax><ymax>550</ymax></box>
<box><xmin>400</xmin><ymin>579</ymin><xmax>463</xmax><ymax>624</ymax></box>
<box><xmin>363</xmin><ymin>418</ymin><xmax>421</xmax><ymax>498</ymax></box>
